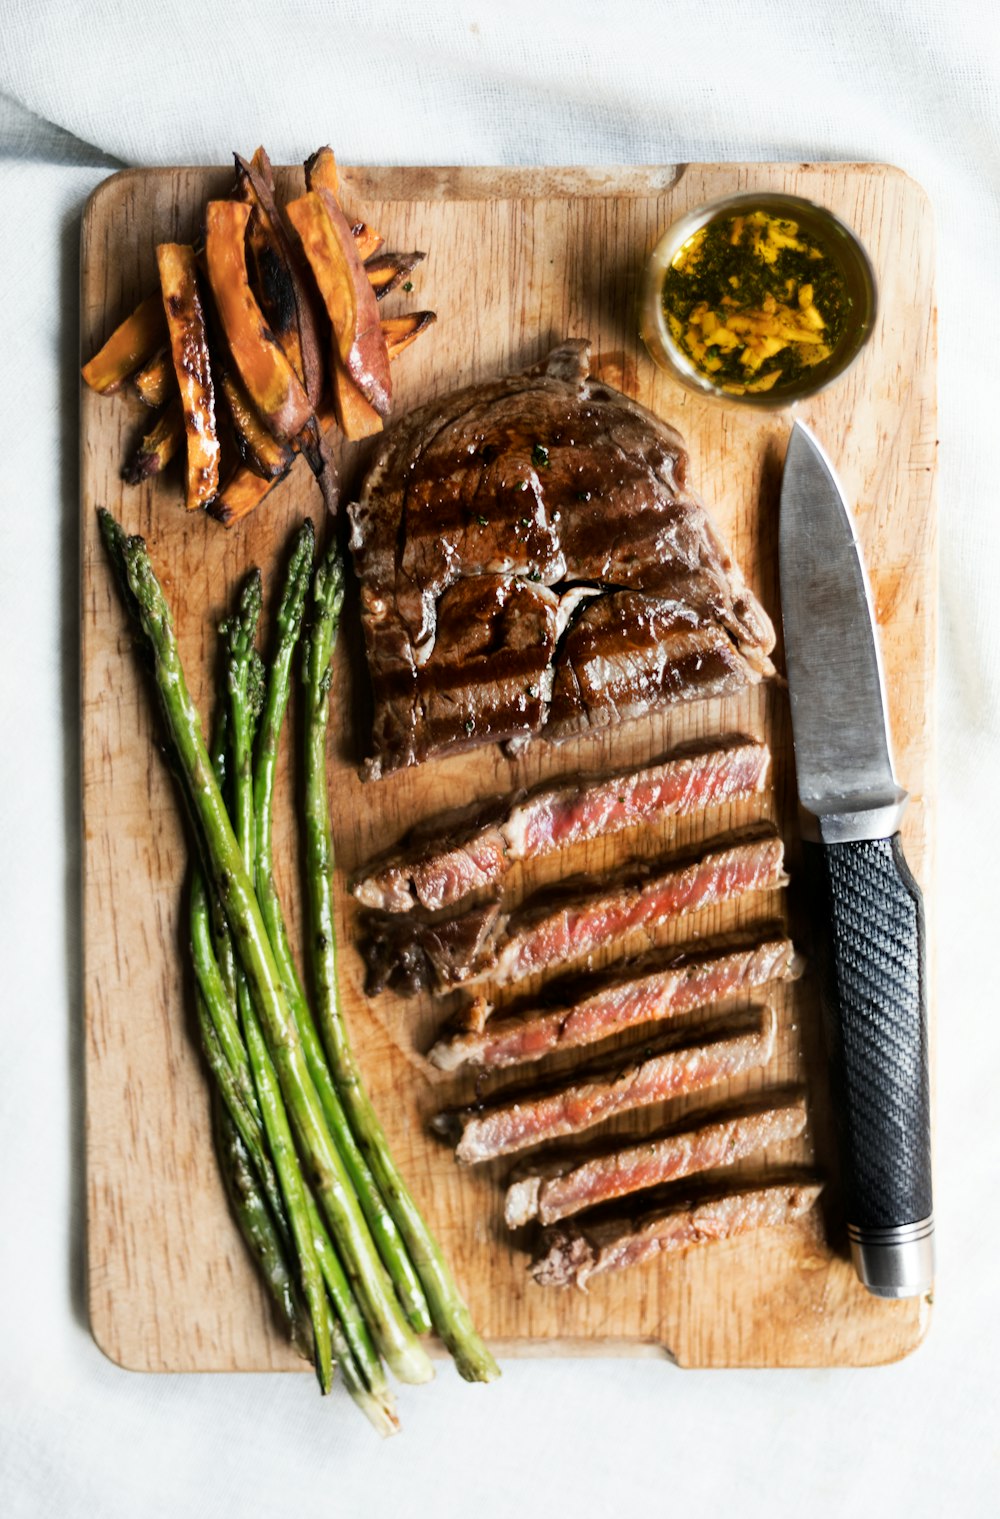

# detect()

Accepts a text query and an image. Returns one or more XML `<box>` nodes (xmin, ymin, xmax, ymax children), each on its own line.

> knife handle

<box><xmin>804</xmin><ymin>834</ymin><xmax>933</xmax><ymax>1298</ymax></box>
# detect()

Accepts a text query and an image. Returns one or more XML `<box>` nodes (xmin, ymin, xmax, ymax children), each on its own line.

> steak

<box><xmin>530</xmin><ymin>1181</ymin><xmax>822</xmax><ymax>1288</ymax></box>
<box><xmin>428</xmin><ymin>935</ymin><xmax>799</xmax><ymax>1072</ymax></box>
<box><xmin>432</xmin><ymin>1007</ymin><xmax>777</xmax><ymax>1164</ymax></box>
<box><xmin>352</xmin><ymin>738</ymin><xmax>770</xmax><ymax>915</ymax></box>
<box><xmin>361</xmin><ymin>834</ymin><xmax>787</xmax><ymax>996</ymax></box>
<box><xmin>504</xmin><ymin>1097</ymin><xmax>807</xmax><ymax>1227</ymax></box>
<box><xmin>348</xmin><ymin>340</ymin><xmax>776</xmax><ymax>778</ymax></box>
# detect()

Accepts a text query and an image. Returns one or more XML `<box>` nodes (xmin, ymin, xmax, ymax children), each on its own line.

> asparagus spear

<box><xmin>252</xmin><ymin>523</ymin><xmax>430</xmax><ymax>1333</ymax></box>
<box><xmin>303</xmin><ymin>542</ymin><xmax>499</xmax><ymax>1383</ymax></box>
<box><xmin>98</xmin><ymin>510</ymin><xmax>432</xmax><ymax>1388</ymax></box>
<box><xmin>202</xmin><ymin>660</ymin><xmax>393</xmax><ymax>1420</ymax></box>
<box><xmin>210</xmin><ymin>1087</ymin><xmax>312</xmax><ymax>1360</ymax></box>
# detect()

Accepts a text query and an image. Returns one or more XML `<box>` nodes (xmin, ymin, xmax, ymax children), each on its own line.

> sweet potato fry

<box><xmin>81</xmin><ymin>292</ymin><xmax>167</xmax><ymax>394</ymax></box>
<box><xmin>204</xmin><ymin>200</ymin><xmax>314</xmax><ymax>441</ymax></box>
<box><xmin>250</xmin><ymin>144</ymin><xmax>274</xmax><ymax>189</ymax></box>
<box><xmin>156</xmin><ymin>243</ymin><xmax>221</xmax><ymax>510</ymax></box>
<box><xmin>123</xmin><ymin>397</ymin><xmax>185</xmax><ymax>484</ymax></box>
<box><xmin>285</xmin><ymin>190</ymin><xmax>392</xmax><ymax>416</ymax></box>
<box><xmin>234</xmin><ymin>155</ymin><xmax>325</xmax><ymax>404</ymax></box>
<box><xmin>381</xmin><ymin>310</ymin><xmax>437</xmax><ymax>360</ymax></box>
<box><xmin>353</xmin><ymin>223</ymin><xmax>384</xmax><ymax>262</ymax></box>
<box><xmin>219</xmin><ymin>370</ymin><xmax>295</xmax><ymax>479</ymax></box>
<box><xmin>132</xmin><ymin>345</ymin><xmax>175</xmax><ymax>407</ymax></box>
<box><xmin>332</xmin><ymin>363</ymin><xmax>383</xmax><ymax>440</ymax></box>
<box><xmin>305</xmin><ymin>145</ymin><xmax>339</xmax><ymax>196</ymax></box>
<box><xmin>364</xmin><ymin>251</ymin><xmax>426</xmax><ymax>300</ymax></box>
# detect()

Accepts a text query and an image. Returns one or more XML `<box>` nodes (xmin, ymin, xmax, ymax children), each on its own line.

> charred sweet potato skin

<box><xmin>203</xmin><ymin>199</ymin><xmax>314</xmax><ymax>441</ymax></box>
<box><xmin>156</xmin><ymin>243</ymin><xmax>220</xmax><ymax>510</ymax></box>
<box><xmin>234</xmin><ymin>155</ymin><xmax>324</xmax><ymax>405</ymax></box>
<box><xmin>82</xmin><ymin>292</ymin><xmax>167</xmax><ymax>393</ymax></box>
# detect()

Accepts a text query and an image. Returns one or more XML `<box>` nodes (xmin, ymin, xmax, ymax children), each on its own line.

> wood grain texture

<box><xmin>81</xmin><ymin>163</ymin><xmax>936</xmax><ymax>1373</ymax></box>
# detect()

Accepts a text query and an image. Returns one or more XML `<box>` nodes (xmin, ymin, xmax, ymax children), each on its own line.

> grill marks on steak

<box><xmin>435</xmin><ymin>1007</ymin><xmax>777</xmax><ymax>1164</ymax></box>
<box><xmin>504</xmin><ymin>1097</ymin><xmax>807</xmax><ymax>1227</ymax></box>
<box><xmin>427</xmin><ymin>935</ymin><xmax>798</xmax><ymax>1072</ymax></box>
<box><xmin>361</xmin><ymin>834</ymin><xmax>787</xmax><ymax>995</ymax></box>
<box><xmin>352</xmin><ymin>739</ymin><xmax>770</xmax><ymax>915</ymax></box>
<box><xmin>348</xmin><ymin>339</ymin><xmax>776</xmax><ymax>777</ymax></box>
<box><xmin>530</xmin><ymin>1181</ymin><xmax>822</xmax><ymax>1288</ymax></box>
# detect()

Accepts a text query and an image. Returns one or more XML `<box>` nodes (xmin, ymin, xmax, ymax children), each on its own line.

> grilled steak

<box><xmin>348</xmin><ymin>340</ymin><xmax>776</xmax><ymax>778</ymax></box>
<box><xmin>428</xmin><ymin>935</ymin><xmax>799</xmax><ymax>1072</ymax></box>
<box><xmin>353</xmin><ymin>739</ymin><xmax>770</xmax><ymax>915</ymax></box>
<box><xmin>361</xmin><ymin>834</ymin><xmax>787</xmax><ymax>996</ymax></box>
<box><xmin>433</xmin><ymin>1007</ymin><xmax>777</xmax><ymax>1164</ymax></box>
<box><xmin>530</xmin><ymin>1181</ymin><xmax>822</xmax><ymax>1288</ymax></box>
<box><xmin>504</xmin><ymin>1097</ymin><xmax>807</xmax><ymax>1227</ymax></box>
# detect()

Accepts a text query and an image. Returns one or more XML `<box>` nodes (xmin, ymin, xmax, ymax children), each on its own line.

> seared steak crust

<box><xmin>349</xmin><ymin>340</ymin><xmax>776</xmax><ymax>778</ymax></box>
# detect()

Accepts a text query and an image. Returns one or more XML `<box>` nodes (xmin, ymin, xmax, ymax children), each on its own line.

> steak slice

<box><xmin>353</xmin><ymin>738</ymin><xmax>770</xmax><ymax>915</ymax></box>
<box><xmin>428</xmin><ymin>935</ymin><xmax>799</xmax><ymax>1072</ymax></box>
<box><xmin>504</xmin><ymin>1097</ymin><xmax>807</xmax><ymax>1227</ymax></box>
<box><xmin>530</xmin><ymin>1181</ymin><xmax>822</xmax><ymax>1288</ymax></box>
<box><xmin>348</xmin><ymin>339</ymin><xmax>776</xmax><ymax>778</ymax></box>
<box><xmin>360</xmin><ymin>834</ymin><xmax>787</xmax><ymax>996</ymax></box>
<box><xmin>433</xmin><ymin>1007</ymin><xmax>777</xmax><ymax>1164</ymax></box>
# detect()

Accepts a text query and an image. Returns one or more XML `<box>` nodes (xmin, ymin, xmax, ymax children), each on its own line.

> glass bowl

<box><xmin>639</xmin><ymin>190</ymin><xmax>878</xmax><ymax>408</ymax></box>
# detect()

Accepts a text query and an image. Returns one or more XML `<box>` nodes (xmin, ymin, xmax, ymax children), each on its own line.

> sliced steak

<box><xmin>353</xmin><ymin>738</ymin><xmax>770</xmax><ymax>915</ymax></box>
<box><xmin>504</xmin><ymin>1097</ymin><xmax>807</xmax><ymax>1227</ymax></box>
<box><xmin>530</xmin><ymin>1181</ymin><xmax>822</xmax><ymax>1288</ymax></box>
<box><xmin>428</xmin><ymin>936</ymin><xmax>798</xmax><ymax>1072</ymax></box>
<box><xmin>361</xmin><ymin>834</ymin><xmax>787</xmax><ymax>996</ymax></box>
<box><xmin>349</xmin><ymin>340</ymin><xmax>776</xmax><ymax>778</ymax></box>
<box><xmin>433</xmin><ymin>1007</ymin><xmax>777</xmax><ymax>1164</ymax></box>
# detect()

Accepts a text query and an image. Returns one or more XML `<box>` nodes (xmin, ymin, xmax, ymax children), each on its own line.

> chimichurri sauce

<box><xmin>661</xmin><ymin>210</ymin><xmax>853</xmax><ymax>396</ymax></box>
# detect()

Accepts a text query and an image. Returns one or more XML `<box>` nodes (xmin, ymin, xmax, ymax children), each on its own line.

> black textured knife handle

<box><xmin>805</xmin><ymin>835</ymin><xmax>932</xmax><ymax>1235</ymax></box>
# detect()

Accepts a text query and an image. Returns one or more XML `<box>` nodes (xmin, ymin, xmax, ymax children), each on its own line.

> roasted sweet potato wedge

<box><xmin>332</xmin><ymin>362</ymin><xmax>383</xmax><ymax>440</ymax></box>
<box><xmin>204</xmin><ymin>200</ymin><xmax>314</xmax><ymax>441</ymax></box>
<box><xmin>364</xmin><ymin>250</ymin><xmax>426</xmax><ymax>300</ymax></box>
<box><xmin>331</xmin><ymin>313</ymin><xmax>435</xmax><ymax>438</ymax></box>
<box><xmin>219</xmin><ymin>370</ymin><xmax>295</xmax><ymax>479</ymax></box>
<box><xmin>82</xmin><ymin>292</ymin><xmax>167</xmax><ymax>394</ymax></box>
<box><xmin>123</xmin><ymin>397</ymin><xmax>185</xmax><ymax>484</ymax></box>
<box><xmin>305</xmin><ymin>145</ymin><xmax>339</xmax><ymax>196</ymax></box>
<box><xmin>156</xmin><ymin>243</ymin><xmax>221</xmax><ymax>510</ymax></box>
<box><xmin>250</xmin><ymin>144</ymin><xmax>274</xmax><ymax>189</ymax></box>
<box><xmin>381</xmin><ymin>310</ymin><xmax>437</xmax><ymax>360</ymax></box>
<box><xmin>285</xmin><ymin>190</ymin><xmax>392</xmax><ymax>417</ymax></box>
<box><xmin>133</xmin><ymin>345</ymin><xmax>175</xmax><ymax>408</ymax></box>
<box><xmin>234</xmin><ymin>155</ymin><xmax>325</xmax><ymax>404</ymax></box>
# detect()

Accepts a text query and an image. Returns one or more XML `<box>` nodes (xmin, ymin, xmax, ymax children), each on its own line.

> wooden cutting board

<box><xmin>81</xmin><ymin>162</ymin><xmax>936</xmax><ymax>1373</ymax></box>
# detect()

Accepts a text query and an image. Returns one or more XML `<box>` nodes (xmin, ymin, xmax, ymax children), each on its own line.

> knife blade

<box><xmin>779</xmin><ymin>421</ymin><xmax>933</xmax><ymax>1299</ymax></box>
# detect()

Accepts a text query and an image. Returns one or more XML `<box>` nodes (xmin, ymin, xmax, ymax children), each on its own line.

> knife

<box><xmin>779</xmin><ymin>421</ymin><xmax>933</xmax><ymax>1300</ymax></box>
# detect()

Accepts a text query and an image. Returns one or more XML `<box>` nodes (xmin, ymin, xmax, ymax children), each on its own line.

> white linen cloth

<box><xmin>1</xmin><ymin>2</ymin><xmax>998</xmax><ymax>1513</ymax></box>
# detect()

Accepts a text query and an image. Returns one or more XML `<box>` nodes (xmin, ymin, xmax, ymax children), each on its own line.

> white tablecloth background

<box><xmin>2</xmin><ymin>2</ymin><xmax>998</xmax><ymax>1513</ymax></box>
